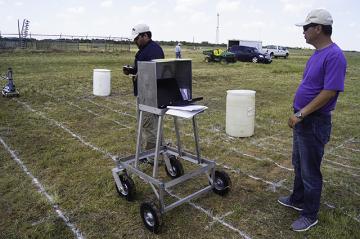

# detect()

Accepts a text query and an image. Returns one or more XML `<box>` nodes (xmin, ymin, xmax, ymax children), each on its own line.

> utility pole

<box><xmin>216</xmin><ymin>13</ymin><xmax>219</xmax><ymax>45</ymax></box>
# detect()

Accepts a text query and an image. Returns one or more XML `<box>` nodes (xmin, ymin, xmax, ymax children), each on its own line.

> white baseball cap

<box><xmin>295</xmin><ymin>9</ymin><xmax>333</xmax><ymax>26</ymax></box>
<box><xmin>131</xmin><ymin>24</ymin><xmax>150</xmax><ymax>40</ymax></box>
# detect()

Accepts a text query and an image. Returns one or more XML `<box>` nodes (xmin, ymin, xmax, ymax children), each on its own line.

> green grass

<box><xmin>0</xmin><ymin>47</ymin><xmax>359</xmax><ymax>239</ymax></box>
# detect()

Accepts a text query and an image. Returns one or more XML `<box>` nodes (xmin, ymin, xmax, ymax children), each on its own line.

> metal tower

<box><xmin>18</xmin><ymin>19</ymin><xmax>30</xmax><ymax>49</ymax></box>
<box><xmin>216</xmin><ymin>13</ymin><xmax>219</xmax><ymax>44</ymax></box>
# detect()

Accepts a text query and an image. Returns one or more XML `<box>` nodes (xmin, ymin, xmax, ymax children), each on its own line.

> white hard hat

<box><xmin>131</xmin><ymin>24</ymin><xmax>150</xmax><ymax>40</ymax></box>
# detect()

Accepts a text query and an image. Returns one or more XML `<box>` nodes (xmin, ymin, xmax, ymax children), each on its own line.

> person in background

<box><xmin>175</xmin><ymin>42</ymin><xmax>182</xmax><ymax>58</ymax></box>
<box><xmin>123</xmin><ymin>23</ymin><xmax>164</xmax><ymax>163</ymax></box>
<box><xmin>277</xmin><ymin>9</ymin><xmax>346</xmax><ymax>232</ymax></box>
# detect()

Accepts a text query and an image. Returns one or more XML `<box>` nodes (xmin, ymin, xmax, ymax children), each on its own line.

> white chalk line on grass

<box><xmin>267</xmin><ymin>135</ymin><xmax>360</xmax><ymax>158</ymax></box>
<box><xmin>254</xmin><ymin>137</ymin><xmax>360</xmax><ymax>172</ymax></box>
<box><xmin>327</xmin><ymin>152</ymin><xmax>356</xmax><ymax>162</ymax></box>
<box><xmin>15</xmin><ymin>99</ymin><xmax>118</xmax><ymax>162</ymax></box>
<box><xmin>327</xmin><ymin>137</ymin><xmax>356</xmax><ymax>154</ymax></box>
<box><xmin>42</xmin><ymin>92</ymin><xmax>131</xmax><ymax>129</ymax></box>
<box><xmin>0</xmin><ymin>137</ymin><xmax>85</xmax><ymax>239</ymax></box>
<box><xmin>85</xmin><ymin>99</ymin><xmax>136</xmax><ymax>119</ymax></box>
<box><xmin>172</xmin><ymin>128</ymin><xmax>294</xmax><ymax>172</ymax></box>
<box><xmin>168</xmin><ymin>190</ymin><xmax>252</xmax><ymax>239</ymax></box>
<box><xmin>207</xmin><ymin>211</ymin><xmax>235</xmax><ymax>228</ymax></box>
<box><xmin>66</xmin><ymin>101</ymin><xmax>131</xmax><ymax>129</ymax></box>
<box><xmin>342</xmin><ymin>146</ymin><xmax>360</xmax><ymax>153</ymax></box>
<box><xmin>15</xmin><ymin>99</ymin><xmax>252</xmax><ymax>238</ymax></box>
<box><xmin>103</xmin><ymin>95</ymin><xmax>136</xmax><ymax>109</ymax></box>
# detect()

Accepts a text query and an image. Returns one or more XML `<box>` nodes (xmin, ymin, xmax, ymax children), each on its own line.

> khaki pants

<box><xmin>136</xmin><ymin>97</ymin><xmax>159</xmax><ymax>150</ymax></box>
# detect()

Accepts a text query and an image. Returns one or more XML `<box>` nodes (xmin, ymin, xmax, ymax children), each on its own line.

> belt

<box><xmin>293</xmin><ymin>109</ymin><xmax>331</xmax><ymax>116</ymax></box>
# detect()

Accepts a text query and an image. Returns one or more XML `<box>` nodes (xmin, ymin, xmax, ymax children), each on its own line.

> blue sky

<box><xmin>0</xmin><ymin>0</ymin><xmax>359</xmax><ymax>51</ymax></box>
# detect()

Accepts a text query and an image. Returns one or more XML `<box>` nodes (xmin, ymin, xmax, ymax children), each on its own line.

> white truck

<box><xmin>262</xmin><ymin>45</ymin><xmax>289</xmax><ymax>58</ymax></box>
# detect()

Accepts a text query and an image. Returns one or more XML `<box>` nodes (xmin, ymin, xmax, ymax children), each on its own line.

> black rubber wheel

<box><xmin>165</xmin><ymin>155</ymin><xmax>184</xmax><ymax>178</ymax></box>
<box><xmin>211</xmin><ymin>170</ymin><xmax>232</xmax><ymax>196</ymax></box>
<box><xmin>140</xmin><ymin>202</ymin><xmax>162</xmax><ymax>234</ymax></box>
<box><xmin>115</xmin><ymin>174</ymin><xmax>136</xmax><ymax>201</ymax></box>
<box><xmin>220</xmin><ymin>58</ymin><xmax>228</xmax><ymax>64</ymax></box>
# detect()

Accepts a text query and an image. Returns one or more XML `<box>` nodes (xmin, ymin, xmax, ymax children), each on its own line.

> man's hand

<box><xmin>123</xmin><ymin>65</ymin><xmax>135</xmax><ymax>76</ymax></box>
<box><xmin>288</xmin><ymin>114</ymin><xmax>302</xmax><ymax>128</ymax></box>
<box><xmin>123</xmin><ymin>65</ymin><xmax>130</xmax><ymax>75</ymax></box>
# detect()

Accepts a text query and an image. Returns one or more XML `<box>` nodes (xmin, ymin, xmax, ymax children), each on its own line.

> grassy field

<box><xmin>0</xmin><ymin>46</ymin><xmax>359</xmax><ymax>239</ymax></box>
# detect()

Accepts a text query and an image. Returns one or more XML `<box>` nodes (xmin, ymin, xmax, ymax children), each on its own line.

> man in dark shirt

<box><xmin>123</xmin><ymin>24</ymin><xmax>164</xmax><ymax>160</ymax></box>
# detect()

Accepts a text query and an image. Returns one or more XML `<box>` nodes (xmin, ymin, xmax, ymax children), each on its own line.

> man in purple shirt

<box><xmin>277</xmin><ymin>9</ymin><xmax>346</xmax><ymax>232</ymax></box>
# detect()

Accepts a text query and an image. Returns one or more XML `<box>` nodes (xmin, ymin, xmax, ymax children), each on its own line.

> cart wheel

<box><xmin>115</xmin><ymin>174</ymin><xmax>136</xmax><ymax>201</ymax></box>
<box><xmin>140</xmin><ymin>202</ymin><xmax>162</xmax><ymax>234</ymax></box>
<box><xmin>211</xmin><ymin>170</ymin><xmax>231</xmax><ymax>196</ymax></box>
<box><xmin>165</xmin><ymin>155</ymin><xmax>184</xmax><ymax>178</ymax></box>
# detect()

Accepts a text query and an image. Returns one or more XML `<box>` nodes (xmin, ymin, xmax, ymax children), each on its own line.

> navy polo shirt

<box><xmin>132</xmin><ymin>40</ymin><xmax>164</xmax><ymax>96</ymax></box>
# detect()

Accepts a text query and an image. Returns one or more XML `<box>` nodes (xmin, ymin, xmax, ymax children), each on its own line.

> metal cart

<box><xmin>112</xmin><ymin>59</ymin><xmax>231</xmax><ymax>233</ymax></box>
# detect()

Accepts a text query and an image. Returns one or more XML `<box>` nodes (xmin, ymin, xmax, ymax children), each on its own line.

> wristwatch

<box><xmin>294</xmin><ymin>111</ymin><xmax>304</xmax><ymax>120</ymax></box>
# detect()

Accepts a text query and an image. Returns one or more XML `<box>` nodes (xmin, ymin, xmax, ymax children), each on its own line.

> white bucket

<box><xmin>93</xmin><ymin>69</ymin><xmax>111</xmax><ymax>96</ymax></box>
<box><xmin>226</xmin><ymin>90</ymin><xmax>256</xmax><ymax>137</ymax></box>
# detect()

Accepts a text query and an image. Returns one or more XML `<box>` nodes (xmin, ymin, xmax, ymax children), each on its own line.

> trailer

<box><xmin>228</xmin><ymin>39</ymin><xmax>262</xmax><ymax>51</ymax></box>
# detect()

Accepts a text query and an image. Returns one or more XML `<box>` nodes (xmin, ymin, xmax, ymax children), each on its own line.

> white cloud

<box><xmin>281</xmin><ymin>0</ymin><xmax>313</xmax><ymax>14</ymax></box>
<box><xmin>6</xmin><ymin>15</ymin><xmax>14</xmax><ymax>21</ymax></box>
<box><xmin>100</xmin><ymin>1</ymin><xmax>112</xmax><ymax>7</ymax></box>
<box><xmin>56</xmin><ymin>6</ymin><xmax>85</xmax><ymax>20</ymax></box>
<box><xmin>130</xmin><ymin>2</ymin><xmax>157</xmax><ymax>14</ymax></box>
<box><xmin>241</xmin><ymin>21</ymin><xmax>266</xmax><ymax>29</ymax></box>
<box><xmin>216</xmin><ymin>0</ymin><xmax>241</xmax><ymax>13</ymax></box>
<box><xmin>175</xmin><ymin>0</ymin><xmax>207</xmax><ymax>12</ymax></box>
<box><xmin>67</xmin><ymin>6</ymin><xmax>85</xmax><ymax>14</ymax></box>
<box><xmin>14</xmin><ymin>1</ymin><xmax>23</xmax><ymax>6</ymax></box>
<box><xmin>349</xmin><ymin>22</ymin><xmax>356</xmax><ymax>28</ymax></box>
<box><xmin>249</xmin><ymin>5</ymin><xmax>263</xmax><ymax>14</ymax></box>
<box><xmin>189</xmin><ymin>11</ymin><xmax>210</xmax><ymax>24</ymax></box>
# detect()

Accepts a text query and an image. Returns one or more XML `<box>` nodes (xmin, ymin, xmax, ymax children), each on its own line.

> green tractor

<box><xmin>203</xmin><ymin>49</ymin><xmax>237</xmax><ymax>64</ymax></box>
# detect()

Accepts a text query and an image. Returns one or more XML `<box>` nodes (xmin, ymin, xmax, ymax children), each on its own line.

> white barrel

<box><xmin>226</xmin><ymin>90</ymin><xmax>256</xmax><ymax>137</ymax></box>
<box><xmin>93</xmin><ymin>69</ymin><xmax>111</xmax><ymax>96</ymax></box>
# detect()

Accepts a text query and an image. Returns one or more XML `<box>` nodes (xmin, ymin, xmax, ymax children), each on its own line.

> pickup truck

<box><xmin>262</xmin><ymin>45</ymin><xmax>289</xmax><ymax>58</ymax></box>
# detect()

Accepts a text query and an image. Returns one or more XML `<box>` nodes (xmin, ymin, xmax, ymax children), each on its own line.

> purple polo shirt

<box><xmin>294</xmin><ymin>43</ymin><xmax>347</xmax><ymax>113</ymax></box>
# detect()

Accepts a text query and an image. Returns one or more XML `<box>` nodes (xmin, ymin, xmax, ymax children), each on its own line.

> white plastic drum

<box><xmin>93</xmin><ymin>69</ymin><xmax>111</xmax><ymax>96</ymax></box>
<box><xmin>226</xmin><ymin>90</ymin><xmax>256</xmax><ymax>137</ymax></box>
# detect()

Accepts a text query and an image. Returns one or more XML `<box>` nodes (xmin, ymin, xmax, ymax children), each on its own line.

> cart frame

<box><xmin>112</xmin><ymin>104</ymin><xmax>230</xmax><ymax>233</ymax></box>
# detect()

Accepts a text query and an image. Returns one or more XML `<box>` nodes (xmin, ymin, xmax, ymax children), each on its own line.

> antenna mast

<box><xmin>216</xmin><ymin>13</ymin><xmax>219</xmax><ymax>44</ymax></box>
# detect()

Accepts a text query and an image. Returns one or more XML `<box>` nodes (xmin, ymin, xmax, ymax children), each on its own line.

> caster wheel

<box><xmin>140</xmin><ymin>202</ymin><xmax>162</xmax><ymax>234</ymax></box>
<box><xmin>115</xmin><ymin>174</ymin><xmax>136</xmax><ymax>201</ymax></box>
<box><xmin>211</xmin><ymin>170</ymin><xmax>231</xmax><ymax>196</ymax></box>
<box><xmin>164</xmin><ymin>155</ymin><xmax>184</xmax><ymax>178</ymax></box>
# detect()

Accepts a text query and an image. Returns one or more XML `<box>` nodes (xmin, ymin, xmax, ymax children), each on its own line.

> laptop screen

<box><xmin>157</xmin><ymin>77</ymin><xmax>185</xmax><ymax>108</ymax></box>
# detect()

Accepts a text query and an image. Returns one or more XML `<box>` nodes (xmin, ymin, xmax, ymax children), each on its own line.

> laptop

<box><xmin>157</xmin><ymin>77</ymin><xmax>203</xmax><ymax>108</ymax></box>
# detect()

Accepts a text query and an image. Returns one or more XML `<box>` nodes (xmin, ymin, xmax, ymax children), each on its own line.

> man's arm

<box><xmin>288</xmin><ymin>90</ymin><xmax>337</xmax><ymax>128</ymax></box>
